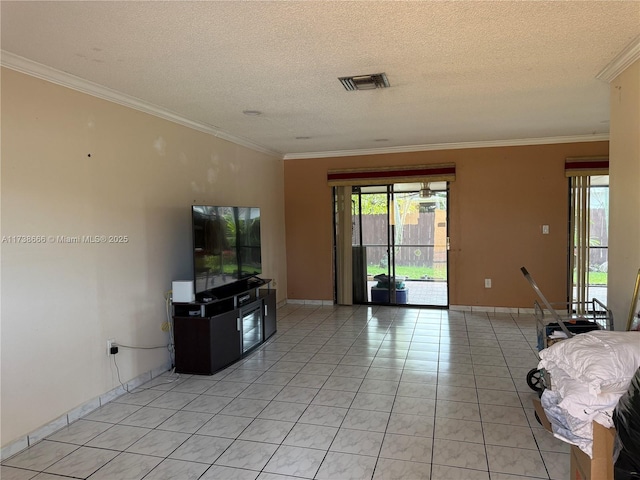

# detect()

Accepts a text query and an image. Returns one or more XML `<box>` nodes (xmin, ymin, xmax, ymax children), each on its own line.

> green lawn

<box><xmin>366</xmin><ymin>267</ymin><xmax>607</xmax><ymax>285</ymax></box>
<box><xmin>585</xmin><ymin>272</ymin><xmax>608</xmax><ymax>285</ymax></box>
<box><xmin>367</xmin><ymin>265</ymin><xmax>447</xmax><ymax>280</ymax></box>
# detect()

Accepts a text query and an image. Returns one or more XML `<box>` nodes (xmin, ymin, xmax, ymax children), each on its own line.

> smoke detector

<box><xmin>339</xmin><ymin>73</ymin><xmax>390</xmax><ymax>91</ymax></box>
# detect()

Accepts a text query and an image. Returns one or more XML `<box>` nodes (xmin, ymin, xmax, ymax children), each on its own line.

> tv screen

<box><xmin>192</xmin><ymin>205</ymin><xmax>261</xmax><ymax>294</ymax></box>
<box><xmin>236</xmin><ymin>207</ymin><xmax>262</xmax><ymax>279</ymax></box>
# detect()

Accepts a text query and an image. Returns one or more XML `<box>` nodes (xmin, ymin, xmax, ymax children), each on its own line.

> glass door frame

<box><xmin>568</xmin><ymin>175</ymin><xmax>609</xmax><ymax>308</ymax></box>
<box><xmin>347</xmin><ymin>182</ymin><xmax>450</xmax><ymax>308</ymax></box>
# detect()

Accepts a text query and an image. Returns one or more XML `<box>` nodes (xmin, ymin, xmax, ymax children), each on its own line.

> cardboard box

<box><xmin>532</xmin><ymin>398</ymin><xmax>615</xmax><ymax>480</ymax></box>
<box><xmin>569</xmin><ymin>422</ymin><xmax>615</xmax><ymax>480</ymax></box>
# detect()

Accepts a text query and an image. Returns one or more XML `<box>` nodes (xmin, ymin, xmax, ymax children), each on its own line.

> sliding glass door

<box><xmin>350</xmin><ymin>183</ymin><xmax>448</xmax><ymax>307</ymax></box>
<box><xmin>569</xmin><ymin>175</ymin><xmax>609</xmax><ymax>307</ymax></box>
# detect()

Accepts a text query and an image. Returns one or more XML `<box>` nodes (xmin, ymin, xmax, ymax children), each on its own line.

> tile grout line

<box><xmin>2</xmin><ymin>306</ymin><xmax>560</xmax><ymax>480</ymax></box>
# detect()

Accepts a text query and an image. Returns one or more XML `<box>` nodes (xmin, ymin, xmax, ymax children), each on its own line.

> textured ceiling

<box><xmin>2</xmin><ymin>1</ymin><xmax>639</xmax><ymax>158</ymax></box>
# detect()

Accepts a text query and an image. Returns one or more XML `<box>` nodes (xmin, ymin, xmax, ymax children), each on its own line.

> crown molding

<box><xmin>283</xmin><ymin>134</ymin><xmax>610</xmax><ymax>160</ymax></box>
<box><xmin>0</xmin><ymin>51</ymin><xmax>282</xmax><ymax>159</ymax></box>
<box><xmin>1</xmin><ymin>51</ymin><xmax>611</xmax><ymax>162</ymax></box>
<box><xmin>596</xmin><ymin>34</ymin><xmax>640</xmax><ymax>83</ymax></box>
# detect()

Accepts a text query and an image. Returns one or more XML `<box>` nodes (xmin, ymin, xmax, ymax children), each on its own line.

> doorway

<box><xmin>350</xmin><ymin>182</ymin><xmax>449</xmax><ymax>307</ymax></box>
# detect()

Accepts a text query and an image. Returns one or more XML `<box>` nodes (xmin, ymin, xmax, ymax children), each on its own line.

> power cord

<box><xmin>164</xmin><ymin>290</ymin><xmax>176</xmax><ymax>366</ymax></box>
<box><xmin>115</xmin><ymin>343</ymin><xmax>166</xmax><ymax>350</ymax></box>
<box><xmin>111</xmin><ymin>354</ymin><xmax>181</xmax><ymax>394</ymax></box>
<box><xmin>114</xmin><ymin>342</ymin><xmax>176</xmax><ymax>371</ymax></box>
<box><xmin>112</xmin><ymin>353</ymin><xmax>131</xmax><ymax>393</ymax></box>
<box><xmin>108</xmin><ymin>289</ymin><xmax>180</xmax><ymax>394</ymax></box>
<box><xmin>108</xmin><ymin>290</ymin><xmax>175</xmax><ymax>356</ymax></box>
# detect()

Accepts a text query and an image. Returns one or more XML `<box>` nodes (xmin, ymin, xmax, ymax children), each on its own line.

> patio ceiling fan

<box><xmin>418</xmin><ymin>183</ymin><xmax>431</xmax><ymax>198</ymax></box>
<box><xmin>420</xmin><ymin>182</ymin><xmax>437</xmax><ymax>198</ymax></box>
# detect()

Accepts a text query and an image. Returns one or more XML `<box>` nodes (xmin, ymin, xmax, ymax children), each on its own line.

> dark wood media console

<box><xmin>172</xmin><ymin>278</ymin><xmax>276</xmax><ymax>375</ymax></box>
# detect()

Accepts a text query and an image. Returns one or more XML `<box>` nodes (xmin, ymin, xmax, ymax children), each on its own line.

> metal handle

<box><xmin>237</xmin><ymin>318</ymin><xmax>241</xmax><ymax>331</ymax></box>
<box><xmin>265</xmin><ymin>305</ymin><xmax>268</xmax><ymax>316</ymax></box>
<box><xmin>520</xmin><ymin>266</ymin><xmax>573</xmax><ymax>338</ymax></box>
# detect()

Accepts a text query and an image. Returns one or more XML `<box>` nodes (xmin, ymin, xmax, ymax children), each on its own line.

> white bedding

<box><xmin>539</xmin><ymin>330</ymin><xmax>640</xmax><ymax>395</ymax></box>
<box><xmin>537</xmin><ymin>331</ymin><xmax>640</xmax><ymax>457</ymax></box>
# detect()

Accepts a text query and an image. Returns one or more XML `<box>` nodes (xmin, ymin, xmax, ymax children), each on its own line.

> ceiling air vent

<box><xmin>339</xmin><ymin>73</ymin><xmax>390</xmax><ymax>91</ymax></box>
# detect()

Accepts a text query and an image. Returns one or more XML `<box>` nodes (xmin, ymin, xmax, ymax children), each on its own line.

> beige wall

<box><xmin>284</xmin><ymin>142</ymin><xmax>609</xmax><ymax>307</ymax></box>
<box><xmin>1</xmin><ymin>68</ymin><xmax>287</xmax><ymax>447</ymax></box>
<box><xmin>608</xmin><ymin>58</ymin><xmax>640</xmax><ymax>331</ymax></box>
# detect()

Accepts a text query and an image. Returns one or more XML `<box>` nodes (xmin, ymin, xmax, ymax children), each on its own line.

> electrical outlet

<box><xmin>484</xmin><ymin>278</ymin><xmax>492</xmax><ymax>288</ymax></box>
<box><xmin>107</xmin><ymin>338</ymin><xmax>115</xmax><ymax>356</ymax></box>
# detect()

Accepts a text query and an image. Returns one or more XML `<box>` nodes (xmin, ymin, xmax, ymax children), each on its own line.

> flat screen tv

<box><xmin>192</xmin><ymin>205</ymin><xmax>261</xmax><ymax>295</ymax></box>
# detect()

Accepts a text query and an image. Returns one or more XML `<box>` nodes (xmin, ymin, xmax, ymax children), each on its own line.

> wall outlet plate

<box><xmin>484</xmin><ymin>278</ymin><xmax>492</xmax><ymax>288</ymax></box>
<box><xmin>107</xmin><ymin>338</ymin><xmax>115</xmax><ymax>356</ymax></box>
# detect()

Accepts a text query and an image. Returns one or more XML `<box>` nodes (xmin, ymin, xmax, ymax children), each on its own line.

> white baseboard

<box><xmin>450</xmin><ymin>305</ymin><xmax>535</xmax><ymax>315</ymax></box>
<box><xmin>285</xmin><ymin>299</ymin><xmax>334</xmax><ymax>306</ymax></box>
<box><xmin>1</xmin><ymin>360</ymin><xmax>172</xmax><ymax>461</ymax></box>
<box><xmin>284</xmin><ymin>300</ymin><xmax>534</xmax><ymax>313</ymax></box>
<box><xmin>494</xmin><ymin>307</ymin><xmax>521</xmax><ymax>314</ymax></box>
<box><xmin>449</xmin><ymin>305</ymin><xmax>472</xmax><ymax>311</ymax></box>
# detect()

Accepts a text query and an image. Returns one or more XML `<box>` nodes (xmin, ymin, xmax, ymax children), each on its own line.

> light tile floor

<box><xmin>367</xmin><ymin>281</ymin><xmax>448</xmax><ymax>306</ymax></box>
<box><xmin>2</xmin><ymin>304</ymin><xmax>571</xmax><ymax>480</ymax></box>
